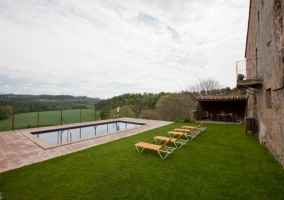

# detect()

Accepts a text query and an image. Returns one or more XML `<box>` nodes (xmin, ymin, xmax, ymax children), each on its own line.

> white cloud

<box><xmin>0</xmin><ymin>0</ymin><xmax>249</xmax><ymax>99</ymax></box>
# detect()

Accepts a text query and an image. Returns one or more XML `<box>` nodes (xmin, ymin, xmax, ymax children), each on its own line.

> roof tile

<box><xmin>195</xmin><ymin>95</ymin><xmax>246</xmax><ymax>101</ymax></box>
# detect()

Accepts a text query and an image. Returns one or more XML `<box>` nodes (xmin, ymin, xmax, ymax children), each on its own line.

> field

<box><xmin>0</xmin><ymin>109</ymin><xmax>98</xmax><ymax>131</ymax></box>
<box><xmin>0</xmin><ymin>122</ymin><xmax>284</xmax><ymax>199</ymax></box>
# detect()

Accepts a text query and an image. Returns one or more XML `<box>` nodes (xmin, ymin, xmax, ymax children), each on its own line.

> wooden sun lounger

<box><xmin>174</xmin><ymin>128</ymin><xmax>200</xmax><ymax>137</ymax></box>
<box><xmin>176</xmin><ymin>127</ymin><xmax>200</xmax><ymax>138</ymax></box>
<box><xmin>135</xmin><ymin>138</ymin><xmax>176</xmax><ymax>159</ymax></box>
<box><xmin>174</xmin><ymin>128</ymin><xmax>192</xmax><ymax>133</ymax></box>
<box><xmin>182</xmin><ymin>125</ymin><xmax>206</xmax><ymax>132</ymax></box>
<box><xmin>154</xmin><ymin>132</ymin><xmax>188</xmax><ymax>148</ymax></box>
<box><xmin>181</xmin><ymin>126</ymin><xmax>195</xmax><ymax>129</ymax></box>
<box><xmin>182</xmin><ymin>121</ymin><xmax>207</xmax><ymax>133</ymax></box>
<box><xmin>167</xmin><ymin>131</ymin><xmax>195</xmax><ymax>141</ymax></box>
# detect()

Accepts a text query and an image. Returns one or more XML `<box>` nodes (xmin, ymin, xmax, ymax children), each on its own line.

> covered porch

<box><xmin>195</xmin><ymin>95</ymin><xmax>246</xmax><ymax>123</ymax></box>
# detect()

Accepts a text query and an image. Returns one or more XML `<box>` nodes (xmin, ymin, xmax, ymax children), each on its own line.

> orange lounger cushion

<box><xmin>135</xmin><ymin>142</ymin><xmax>163</xmax><ymax>151</ymax></box>
<box><xmin>135</xmin><ymin>138</ymin><xmax>176</xmax><ymax>159</ymax></box>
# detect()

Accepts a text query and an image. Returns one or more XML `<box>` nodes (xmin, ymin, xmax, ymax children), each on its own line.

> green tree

<box><xmin>108</xmin><ymin>106</ymin><xmax>135</xmax><ymax>118</ymax></box>
<box><xmin>139</xmin><ymin>109</ymin><xmax>157</xmax><ymax>120</ymax></box>
<box><xmin>0</xmin><ymin>106</ymin><xmax>5</xmax><ymax>120</ymax></box>
<box><xmin>100</xmin><ymin>106</ymin><xmax>111</xmax><ymax>120</ymax></box>
<box><xmin>4</xmin><ymin>106</ymin><xmax>13</xmax><ymax>118</ymax></box>
<box><xmin>0</xmin><ymin>105</ymin><xmax>13</xmax><ymax>120</ymax></box>
<box><xmin>220</xmin><ymin>87</ymin><xmax>232</xmax><ymax>95</ymax></box>
<box><xmin>156</xmin><ymin>93</ymin><xmax>195</xmax><ymax>121</ymax></box>
<box><xmin>95</xmin><ymin>92</ymin><xmax>167</xmax><ymax>119</ymax></box>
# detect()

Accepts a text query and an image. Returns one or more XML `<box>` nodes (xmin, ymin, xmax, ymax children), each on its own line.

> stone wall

<box><xmin>246</xmin><ymin>0</ymin><xmax>284</xmax><ymax>166</ymax></box>
<box><xmin>245</xmin><ymin>0</ymin><xmax>259</xmax><ymax>79</ymax></box>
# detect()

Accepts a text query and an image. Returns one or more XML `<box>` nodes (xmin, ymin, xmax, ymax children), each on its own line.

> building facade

<box><xmin>238</xmin><ymin>0</ymin><xmax>284</xmax><ymax>166</ymax></box>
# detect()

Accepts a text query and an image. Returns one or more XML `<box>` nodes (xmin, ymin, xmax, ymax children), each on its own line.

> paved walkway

<box><xmin>0</xmin><ymin>118</ymin><xmax>172</xmax><ymax>173</ymax></box>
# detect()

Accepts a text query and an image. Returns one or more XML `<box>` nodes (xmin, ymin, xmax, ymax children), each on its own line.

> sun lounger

<box><xmin>196</xmin><ymin>121</ymin><xmax>206</xmax><ymax>131</ymax></box>
<box><xmin>174</xmin><ymin>128</ymin><xmax>192</xmax><ymax>133</ymax></box>
<box><xmin>182</xmin><ymin>121</ymin><xmax>207</xmax><ymax>133</ymax></box>
<box><xmin>182</xmin><ymin>126</ymin><xmax>206</xmax><ymax>135</ymax></box>
<box><xmin>174</xmin><ymin>127</ymin><xmax>200</xmax><ymax>138</ymax></box>
<box><xmin>174</xmin><ymin>128</ymin><xmax>200</xmax><ymax>138</ymax></box>
<box><xmin>135</xmin><ymin>138</ymin><xmax>176</xmax><ymax>159</ymax></box>
<box><xmin>154</xmin><ymin>131</ymin><xmax>188</xmax><ymax>148</ymax></box>
<box><xmin>167</xmin><ymin>130</ymin><xmax>197</xmax><ymax>141</ymax></box>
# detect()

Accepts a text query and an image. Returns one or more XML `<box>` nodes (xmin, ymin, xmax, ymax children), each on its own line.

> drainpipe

<box><xmin>245</xmin><ymin>96</ymin><xmax>249</xmax><ymax>117</ymax></box>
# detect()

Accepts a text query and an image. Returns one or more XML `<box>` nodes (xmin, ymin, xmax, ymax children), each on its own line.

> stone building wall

<box><xmin>246</xmin><ymin>0</ymin><xmax>284</xmax><ymax>166</ymax></box>
<box><xmin>245</xmin><ymin>0</ymin><xmax>258</xmax><ymax>61</ymax></box>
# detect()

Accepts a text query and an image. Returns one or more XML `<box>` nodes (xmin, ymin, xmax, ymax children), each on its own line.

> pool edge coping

<box><xmin>21</xmin><ymin>120</ymin><xmax>146</xmax><ymax>150</ymax></box>
<box><xmin>0</xmin><ymin>118</ymin><xmax>173</xmax><ymax>173</ymax></box>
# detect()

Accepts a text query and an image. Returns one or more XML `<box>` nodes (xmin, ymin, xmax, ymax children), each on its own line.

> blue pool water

<box><xmin>32</xmin><ymin>121</ymin><xmax>143</xmax><ymax>145</ymax></box>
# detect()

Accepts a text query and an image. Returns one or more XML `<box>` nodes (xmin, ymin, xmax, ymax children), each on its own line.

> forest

<box><xmin>0</xmin><ymin>79</ymin><xmax>246</xmax><ymax>121</ymax></box>
<box><xmin>95</xmin><ymin>80</ymin><xmax>246</xmax><ymax>121</ymax></box>
<box><xmin>0</xmin><ymin>94</ymin><xmax>101</xmax><ymax>120</ymax></box>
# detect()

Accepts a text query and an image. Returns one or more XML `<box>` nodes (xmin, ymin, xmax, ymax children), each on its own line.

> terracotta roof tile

<box><xmin>195</xmin><ymin>95</ymin><xmax>246</xmax><ymax>101</ymax></box>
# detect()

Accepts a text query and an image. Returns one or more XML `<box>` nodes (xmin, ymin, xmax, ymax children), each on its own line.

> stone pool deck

<box><xmin>0</xmin><ymin>118</ymin><xmax>172</xmax><ymax>173</ymax></box>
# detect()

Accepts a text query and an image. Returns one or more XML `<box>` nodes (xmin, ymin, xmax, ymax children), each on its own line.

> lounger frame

<box><xmin>135</xmin><ymin>139</ymin><xmax>176</xmax><ymax>159</ymax></box>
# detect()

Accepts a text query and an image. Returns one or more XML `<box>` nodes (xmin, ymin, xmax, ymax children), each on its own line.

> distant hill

<box><xmin>0</xmin><ymin>94</ymin><xmax>101</xmax><ymax>103</ymax></box>
<box><xmin>0</xmin><ymin>94</ymin><xmax>102</xmax><ymax>113</ymax></box>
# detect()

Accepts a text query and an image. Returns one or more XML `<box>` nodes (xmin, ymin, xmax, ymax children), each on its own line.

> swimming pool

<box><xmin>31</xmin><ymin>121</ymin><xmax>144</xmax><ymax>145</ymax></box>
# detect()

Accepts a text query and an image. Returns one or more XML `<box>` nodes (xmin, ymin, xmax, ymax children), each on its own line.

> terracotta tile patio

<box><xmin>0</xmin><ymin>118</ymin><xmax>172</xmax><ymax>173</ymax></box>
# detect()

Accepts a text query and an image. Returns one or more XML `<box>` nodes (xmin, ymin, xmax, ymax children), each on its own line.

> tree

<box><xmin>200</xmin><ymin>78</ymin><xmax>220</xmax><ymax>94</ymax></box>
<box><xmin>95</xmin><ymin>92</ymin><xmax>168</xmax><ymax>118</ymax></box>
<box><xmin>186</xmin><ymin>83</ymin><xmax>202</xmax><ymax>93</ymax></box>
<box><xmin>220</xmin><ymin>87</ymin><xmax>232</xmax><ymax>95</ymax></box>
<box><xmin>187</xmin><ymin>77</ymin><xmax>221</xmax><ymax>94</ymax></box>
<box><xmin>231</xmin><ymin>87</ymin><xmax>246</xmax><ymax>94</ymax></box>
<box><xmin>4</xmin><ymin>106</ymin><xmax>13</xmax><ymax>118</ymax></box>
<box><xmin>139</xmin><ymin>109</ymin><xmax>157</xmax><ymax>120</ymax></box>
<box><xmin>0</xmin><ymin>106</ymin><xmax>5</xmax><ymax>120</ymax></box>
<box><xmin>0</xmin><ymin>105</ymin><xmax>13</xmax><ymax>120</ymax></box>
<box><xmin>108</xmin><ymin>106</ymin><xmax>135</xmax><ymax>118</ymax></box>
<box><xmin>100</xmin><ymin>106</ymin><xmax>111</xmax><ymax>120</ymax></box>
<box><xmin>156</xmin><ymin>93</ymin><xmax>195</xmax><ymax>121</ymax></box>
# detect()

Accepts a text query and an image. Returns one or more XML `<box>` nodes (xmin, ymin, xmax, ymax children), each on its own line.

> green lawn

<box><xmin>0</xmin><ymin>122</ymin><xmax>284</xmax><ymax>200</ymax></box>
<box><xmin>0</xmin><ymin>109</ymin><xmax>98</xmax><ymax>131</ymax></box>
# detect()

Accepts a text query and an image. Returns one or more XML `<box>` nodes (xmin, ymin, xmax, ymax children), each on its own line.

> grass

<box><xmin>0</xmin><ymin>122</ymin><xmax>284</xmax><ymax>199</ymax></box>
<box><xmin>0</xmin><ymin>109</ymin><xmax>98</xmax><ymax>131</ymax></box>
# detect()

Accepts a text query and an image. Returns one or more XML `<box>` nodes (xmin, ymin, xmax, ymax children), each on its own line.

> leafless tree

<box><xmin>187</xmin><ymin>77</ymin><xmax>220</xmax><ymax>94</ymax></box>
<box><xmin>186</xmin><ymin>83</ymin><xmax>201</xmax><ymax>93</ymax></box>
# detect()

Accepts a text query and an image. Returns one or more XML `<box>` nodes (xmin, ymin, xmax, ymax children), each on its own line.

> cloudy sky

<box><xmin>0</xmin><ymin>0</ymin><xmax>249</xmax><ymax>99</ymax></box>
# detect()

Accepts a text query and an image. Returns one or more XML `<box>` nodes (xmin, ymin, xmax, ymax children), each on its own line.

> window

<box><xmin>266</xmin><ymin>88</ymin><xmax>272</xmax><ymax>108</ymax></box>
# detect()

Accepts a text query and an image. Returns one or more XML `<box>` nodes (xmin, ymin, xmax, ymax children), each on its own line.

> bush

<box><xmin>0</xmin><ymin>105</ymin><xmax>13</xmax><ymax>120</ymax></box>
<box><xmin>139</xmin><ymin>109</ymin><xmax>157</xmax><ymax>119</ymax></box>
<box><xmin>183</xmin><ymin>118</ymin><xmax>191</xmax><ymax>122</ymax></box>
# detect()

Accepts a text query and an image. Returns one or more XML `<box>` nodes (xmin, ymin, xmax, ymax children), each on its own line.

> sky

<box><xmin>0</xmin><ymin>0</ymin><xmax>249</xmax><ymax>99</ymax></box>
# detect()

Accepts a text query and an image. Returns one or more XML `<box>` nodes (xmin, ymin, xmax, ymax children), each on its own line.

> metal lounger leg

<box><xmin>173</xmin><ymin>142</ymin><xmax>179</xmax><ymax>148</ymax></box>
<box><xmin>135</xmin><ymin>145</ymin><xmax>145</xmax><ymax>153</ymax></box>
<box><xmin>164</xmin><ymin>146</ymin><xmax>176</xmax><ymax>152</ymax></box>
<box><xmin>167</xmin><ymin>133</ymin><xmax>176</xmax><ymax>138</ymax></box>
<box><xmin>186</xmin><ymin>134</ymin><xmax>194</xmax><ymax>141</ymax></box>
<box><xmin>175</xmin><ymin>139</ymin><xmax>188</xmax><ymax>148</ymax></box>
<box><xmin>174</xmin><ymin>141</ymin><xmax>183</xmax><ymax>148</ymax></box>
<box><xmin>158</xmin><ymin>150</ymin><xmax>171</xmax><ymax>159</ymax></box>
<box><xmin>154</xmin><ymin>138</ymin><xmax>162</xmax><ymax>144</ymax></box>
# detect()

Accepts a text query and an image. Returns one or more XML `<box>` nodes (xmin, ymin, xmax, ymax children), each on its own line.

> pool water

<box><xmin>32</xmin><ymin>121</ymin><xmax>143</xmax><ymax>145</ymax></box>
